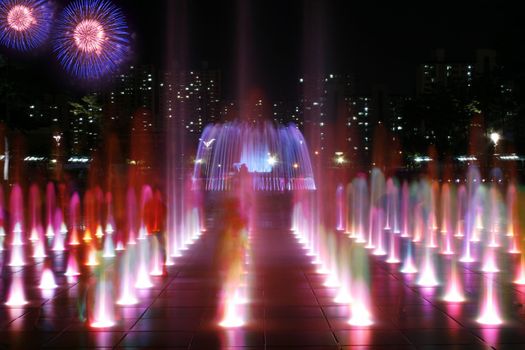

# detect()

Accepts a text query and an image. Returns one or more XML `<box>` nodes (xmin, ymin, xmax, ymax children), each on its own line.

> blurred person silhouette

<box><xmin>214</xmin><ymin>196</ymin><xmax>249</xmax><ymax>321</ymax></box>
<box><xmin>144</xmin><ymin>187</ymin><xmax>167</xmax><ymax>272</ymax></box>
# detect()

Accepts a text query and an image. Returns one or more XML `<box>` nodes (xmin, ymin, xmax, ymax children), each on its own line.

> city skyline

<box><xmin>115</xmin><ymin>0</ymin><xmax>525</xmax><ymax>97</ymax></box>
<box><xmin>2</xmin><ymin>1</ymin><xmax>525</xmax><ymax>97</ymax></box>
<box><xmin>2</xmin><ymin>53</ymin><xmax>522</xmax><ymax>166</ymax></box>
<box><xmin>2</xmin><ymin>2</ymin><xmax>525</xmax><ymax>348</ymax></box>
<box><xmin>1</xmin><ymin>0</ymin><xmax>525</xmax><ymax>171</ymax></box>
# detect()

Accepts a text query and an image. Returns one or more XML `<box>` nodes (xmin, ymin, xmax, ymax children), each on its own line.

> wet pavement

<box><xmin>1</xmin><ymin>210</ymin><xmax>525</xmax><ymax>349</ymax></box>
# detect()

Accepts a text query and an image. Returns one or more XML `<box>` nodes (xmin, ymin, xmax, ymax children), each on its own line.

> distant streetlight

<box><xmin>334</xmin><ymin>151</ymin><xmax>345</xmax><ymax>165</ymax></box>
<box><xmin>490</xmin><ymin>132</ymin><xmax>501</xmax><ymax>146</ymax></box>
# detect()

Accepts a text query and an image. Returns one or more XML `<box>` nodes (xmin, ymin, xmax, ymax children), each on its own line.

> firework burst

<box><xmin>53</xmin><ymin>0</ymin><xmax>129</xmax><ymax>80</ymax></box>
<box><xmin>0</xmin><ymin>0</ymin><xmax>53</xmax><ymax>51</ymax></box>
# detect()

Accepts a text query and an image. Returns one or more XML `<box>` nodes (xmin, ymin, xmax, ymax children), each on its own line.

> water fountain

<box><xmin>192</xmin><ymin>121</ymin><xmax>315</xmax><ymax>192</ymax></box>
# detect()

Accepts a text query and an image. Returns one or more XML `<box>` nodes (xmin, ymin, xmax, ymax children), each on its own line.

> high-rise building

<box><xmin>417</xmin><ymin>62</ymin><xmax>473</xmax><ymax>95</ymax></box>
<box><xmin>69</xmin><ymin>94</ymin><xmax>103</xmax><ymax>156</ymax></box>
<box><xmin>411</xmin><ymin>49</ymin><xmax>522</xmax><ymax>157</ymax></box>
<box><xmin>106</xmin><ymin>64</ymin><xmax>158</xmax><ymax>133</ymax></box>
<box><xmin>346</xmin><ymin>91</ymin><xmax>412</xmax><ymax>166</ymax></box>
<box><xmin>416</xmin><ymin>49</ymin><xmax>497</xmax><ymax>95</ymax></box>
<box><xmin>346</xmin><ymin>95</ymin><xmax>372</xmax><ymax>159</ymax></box>
<box><xmin>272</xmin><ymin>101</ymin><xmax>301</xmax><ymax>126</ymax></box>
<box><xmin>299</xmin><ymin>73</ymin><xmax>353</xmax><ymax>152</ymax></box>
<box><xmin>161</xmin><ymin>69</ymin><xmax>221</xmax><ymax>135</ymax></box>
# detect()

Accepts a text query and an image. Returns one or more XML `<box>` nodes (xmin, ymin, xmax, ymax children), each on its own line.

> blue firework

<box><xmin>53</xmin><ymin>0</ymin><xmax>129</xmax><ymax>80</ymax></box>
<box><xmin>0</xmin><ymin>0</ymin><xmax>53</xmax><ymax>51</ymax></box>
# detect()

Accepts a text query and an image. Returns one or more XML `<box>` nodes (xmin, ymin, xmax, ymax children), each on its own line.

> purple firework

<box><xmin>53</xmin><ymin>0</ymin><xmax>129</xmax><ymax>80</ymax></box>
<box><xmin>0</xmin><ymin>0</ymin><xmax>53</xmax><ymax>51</ymax></box>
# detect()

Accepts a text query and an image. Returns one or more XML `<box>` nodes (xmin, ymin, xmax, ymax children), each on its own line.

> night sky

<box><xmin>5</xmin><ymin>0</ymin><xmax>525</xmax><ymax>98</ymax></box>
<box><xmin>129</xmin><ymin>0</ymin><xmax>525</xmax><ymax>97</ymax></box>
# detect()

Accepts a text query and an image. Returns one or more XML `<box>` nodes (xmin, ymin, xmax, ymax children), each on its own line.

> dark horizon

<box><xmin>131</xmin><ymin>0</ymin><xmax>525</xmax><ymax>99</ymax></box>
<box><xmin>2</xmin><ymin>0</ymin><xmax>524</xmax><ymax>99</ymax></box>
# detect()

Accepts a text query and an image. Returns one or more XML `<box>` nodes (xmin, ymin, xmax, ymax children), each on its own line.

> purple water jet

<box><xmin>193</xmin><ymin>121</ymin><xmax>315</xmax><ymax>192</ymax></box>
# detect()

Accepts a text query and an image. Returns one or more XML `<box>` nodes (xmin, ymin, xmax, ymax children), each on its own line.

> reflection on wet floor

<box><xmin>0</xmin><ymin>194</ymin><xmax>524</xmax><ymax>349</ymax></box>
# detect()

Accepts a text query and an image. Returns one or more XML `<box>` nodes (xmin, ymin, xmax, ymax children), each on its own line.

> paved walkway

<box><xmin>2</xmin><ymin>206</ymin><xmax>525</xmax><ymax>349</ymax></box>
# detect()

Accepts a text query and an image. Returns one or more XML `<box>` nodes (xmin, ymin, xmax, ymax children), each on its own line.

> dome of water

<box><xmin>192</xmin><ymin>121</ymin><xmax>316</xmax><ymax>191</ymax></box>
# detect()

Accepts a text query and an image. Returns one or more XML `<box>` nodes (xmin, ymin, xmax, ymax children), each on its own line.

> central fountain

<box><xmin>192</xmin><ymin>121</ymin><xmax>316</xmax><ymax>192</ymax></box>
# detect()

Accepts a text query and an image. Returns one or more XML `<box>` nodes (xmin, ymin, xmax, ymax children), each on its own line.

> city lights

<box><xmin>490</xmin><ymin>132</ymin><xmax>501</xmax><ymax>145</ymax></box>
<box><xmin>0</xmin><ymin>2</ymin><xmax>523</xmax><ymax>348</ymax></box>
<box><xmin>414</xmin><ymin>156</ymin><xmax>432</xmax><ymax>163</ymax></box>
<box><xmin>456</xmin><ymin>155</ymin><xmax>478</xmax><ymax>162</ymax></box>
<box><xmin>334</xmin><ymin>151</ymin><xmax>346</xmax><ymax>165</ymax></box>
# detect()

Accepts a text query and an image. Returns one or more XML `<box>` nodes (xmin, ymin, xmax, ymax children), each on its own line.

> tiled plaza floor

<box><xmin>2</xmin><ymin>207</ymin><xmax>525</xmax><ymax>349</ymax></box>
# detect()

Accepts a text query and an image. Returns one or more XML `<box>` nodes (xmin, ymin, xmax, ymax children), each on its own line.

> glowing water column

<box><xmin>348</xmin><ymin>243</ymin><xmax>373</xmax><ymax>326</ymax></box>
<box><xmin>442</xmin><ymin>258</ymin><xmax>465</xmax><ymax>303</ymax></box>
<box><xmin>193</xmin><ymin>121</ymin><xmax>315</xmax><ymax>192</ymax></box>
<box><xmin>0</xmin><ymin>186</ymin><xmax>4</xmax><ymax>250</ymax></box>
<box><xmin>9</xmin><ymin>184</ymin><xmax>26</xmax><ymax>267</ymax></box>
<box><xmin>91</xmin><ymin>262</ymin><xmax>115</xmax><ymax>328</ymax></box>
<box><xmin>6</xmin><ymin>185</ymin><xmax>31</xmax><ymax>305</ymax></box>
<box><xmin>218</xmin><ymin>209</ymin><xmax>251</xmax><ymax>328</ymax></box>
<box><xmin>477</xmin><ymin>273</ymin><xmax>503</xmax><ymax>325</ymax></box>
